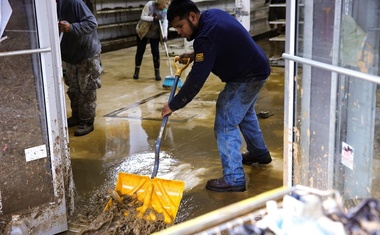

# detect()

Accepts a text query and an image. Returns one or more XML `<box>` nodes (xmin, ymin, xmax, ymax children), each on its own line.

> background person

<box><xmin>162</xmin><ymin>0</ymin><xmax>272</xmax><ymax>192</ymax></box>
<box><xmin>133</xmin><ymin>0</ymin><xmax>170</xmax><ymax>81</ymax></box>
<box><xmin>57</xmin><ymin>0</ymin><xmax>103</xmax><ymax>136</ymax></box>
<box><xmin>267</xmin><ymin>0</ymin><xmax>286</xmax><ymax>57</ymax></box>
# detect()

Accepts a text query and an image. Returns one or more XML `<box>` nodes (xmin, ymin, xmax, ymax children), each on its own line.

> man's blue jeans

<box><xmin>215</xmin><ymin>78</ymin><xmax>269</xmax><ymax>186</ymax></box>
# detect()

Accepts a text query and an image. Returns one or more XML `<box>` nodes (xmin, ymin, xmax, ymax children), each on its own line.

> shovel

<box><xmin>105</xmin><ymin>56</ymin><xmax>190</xmax><ymax>225</ymax></box>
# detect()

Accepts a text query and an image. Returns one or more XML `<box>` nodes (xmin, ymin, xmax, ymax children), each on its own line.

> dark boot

<box><xmin>133</xmin><ymin>67</ymin><xmax>140</xmax><ymax>79</ymax></box>
<box><xmin>241</xmin><ymin>151</ymin><xmax>272</xmax><ymax>165</ymax></box>
<box><xmin>74</xmin><ymin>121</ymin><xmax>94</xmax><ymax>136</ymax></box>
<box><xmin>67</xmin><ymin>116</ymin><xmax>80</xmax><ymax>127</ymax></box>
<box><xmin>206</xmin><ymin>177</ymin><xmax>246</xmax><ymax>192</ymax></box>
<box><xmin>155</xmin><ymin>68</ymin><xmax>161</xmax><ymax>81</ymax></box>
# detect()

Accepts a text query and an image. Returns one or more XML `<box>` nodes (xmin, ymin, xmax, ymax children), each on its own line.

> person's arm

<box><xmin>140</xmin><ymin>2</ymin><xmax>155</xmax><ymax>22</ymax></box>
<box><xmin>168</xmin><ymin>39</ymin><xmax>216</xmax><ymax>112</ymax></box>
<box><xmin>162</xmin><ymin>17</ymin><xmax>168</xmax><ymax>39</ymax></box>
<box><xmin>68</xmin><ymin>1</ymin><xmax>98</xmax><ymax>35</ymax></box>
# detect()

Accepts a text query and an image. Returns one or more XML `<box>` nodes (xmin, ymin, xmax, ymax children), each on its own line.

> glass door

<box><xmin>283</xmin><ymin>0</ymin><xmax>380</xmax><ymax>206</ymax></box>
<box><xmin>0</xmin><ymin>0</ymin><xmax>72</xmax><ymax>233</ymax></box>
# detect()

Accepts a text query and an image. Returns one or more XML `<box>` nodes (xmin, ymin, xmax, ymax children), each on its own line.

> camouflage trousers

<box><xmin>64</xmin><ymin>54</ymin><xmax>103</xmax><ymax>123</ymax></box>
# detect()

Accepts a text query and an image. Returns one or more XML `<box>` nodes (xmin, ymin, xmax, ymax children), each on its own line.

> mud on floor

<box><xmin>70</xmin><ymin>189</ymin><xmax>170</xmax><ymax>234</ymax></box>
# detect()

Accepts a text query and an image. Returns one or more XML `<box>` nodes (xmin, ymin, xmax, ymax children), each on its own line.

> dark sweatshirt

<box><xmin>57</xmin><ymin>0</ymin><xmax>101</xmax><ymax>65</ymax></box>
<box><xmin>169</xmin><ymin>9</ymin><xmax>270</xmax><ymax>111</ymax></box>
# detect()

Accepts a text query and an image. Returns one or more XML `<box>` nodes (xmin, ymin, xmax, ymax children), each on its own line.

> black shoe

<box><xmin>133</xmin><ymin>67</ymin><xmax>140</xmax><ymax>79</ymax></box>
<box><xmin>74</xmin><ymin>123</ymin><xmax>94</xmax><ymax>136</ymax></box>
<box><xmin>67</xmin><ymin>117</ymin><xmax>80</xmax><ymax>127</ymax></box>
<box><xmin>206</xmin><ymin>177</ymin><xmax>246</xmax><ymax>192</ymax></box>
<box><xmin>242</xmin><ymin>152</ymin><xmax>272</xmax><ymax>165</ymax></box>
<box><xmin>155</xmin><ymin>69</ymin><xmax>161</xmax><ymax>81</ymax></box>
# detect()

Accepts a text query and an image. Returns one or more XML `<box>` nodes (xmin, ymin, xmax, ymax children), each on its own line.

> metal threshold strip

<box><xmin>282</xmin><ymin>53</ymin><xmax>380</xmax><ymax>84</ymax></box>
<box><xmin>0</xmin><ymin>47</ymin><xmax>51</xmax><ymax>57</ymax></box>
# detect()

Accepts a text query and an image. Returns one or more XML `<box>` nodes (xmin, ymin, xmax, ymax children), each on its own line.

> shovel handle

<box><xmin>174</xmin><ymin>56</ymin><xmax>190</xmax><ymax>77</ymax></box>
<box><xmin>152</xmin><ymin>56</ymin><xmax>190</xmax><ymax>179</ymax></box>
<box><xmin>153</xmin><ymin>76</ymin><xmax>179</xmax><ymax>178</ymax></box>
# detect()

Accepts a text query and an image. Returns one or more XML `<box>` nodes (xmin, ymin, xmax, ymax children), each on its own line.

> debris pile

<box><xmin>77</xmin><ymin>190</ymin><xmax>169</xmax><ymax>234</ymax></box>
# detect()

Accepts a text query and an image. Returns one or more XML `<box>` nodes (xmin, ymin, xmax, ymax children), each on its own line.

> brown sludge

<box><xmin>78</xmin><ymin>190</ymin><xmax>169</xmax><ymax>234</ymax></box>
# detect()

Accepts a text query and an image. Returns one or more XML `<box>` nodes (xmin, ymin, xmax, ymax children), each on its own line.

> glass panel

<box><xmin>334</xmin><ymin>0</ymin><xmax>380</xmax><ymax>203</ymax></box>
<box><xmin>334</xmin><ymin>74</ymin><xmax>377</xmax><ymax>201</ymax></box>
<box><xmin>293</xmin><ymin>63</ymin><xmax>334</xmax><ymax>189</ymax></box>
<box><xmin>296</xmin><ymin>0</ymin><xmax>380</xmax><ymax>70</ymax></box>
<box><xmin>0</xmin><ymin>0</ymin><xmax>39</xmax><ymax>51</ymax></box>
<box><xmin>292</xmin><ymin>0</ymin><xmax>380</xmax><ymax>207</ymax></box>
<box><xmin>0</xmin><ymin>0</ymin><xmax>54</xmax><ymax>215</ymax></box>
<box><xmin>296</xmin><ymin>0</ymin><xmax>337</xmax><ymax>64</ymax></box>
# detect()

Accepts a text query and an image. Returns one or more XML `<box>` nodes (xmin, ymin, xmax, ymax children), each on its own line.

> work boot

<box><xmin>242</xmin><ymin>151</ymin><xmax>272</xmax><ymax>165</ymax></box>
<box><xmin>74</xmin><ymin>122</ymin><xmax>94</xmax><ymax>136</ymax></box>
<box><xmin>206</xmin><ymin>177</ymin><xmax>246</xmax><ymax>192</ymax></box>
<box><xmin>67</xmin><ymin>116</ymin><xmax>80</xmax><ymax>127</ymax></box>
<box><xmin>133</xmin><ymin>66</ymin><xmax>140</xmax><ymax>79</ymax></box>
<box><xmin>155</xmin><ymin>68</ymin><xmax>161</xmax><ymax>81</ymax></box>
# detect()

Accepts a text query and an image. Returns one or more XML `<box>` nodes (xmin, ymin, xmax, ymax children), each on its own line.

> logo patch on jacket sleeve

<box><xmin>195</xmin><ymin>53</ymin><xmax>204</xmax><ymax>62</ymax></box>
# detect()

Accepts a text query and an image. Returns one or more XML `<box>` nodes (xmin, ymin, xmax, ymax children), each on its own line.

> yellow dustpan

<box><xmin>105</xmin><ymin>57</ymin><xmax>190</xmax><ymax>225</ymax></box>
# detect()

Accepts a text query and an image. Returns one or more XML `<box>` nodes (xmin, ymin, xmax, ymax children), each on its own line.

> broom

<box><xmin>159</xmin><ymin>20</ymin><xmax>184</xmax><ymax>88</ymax></box>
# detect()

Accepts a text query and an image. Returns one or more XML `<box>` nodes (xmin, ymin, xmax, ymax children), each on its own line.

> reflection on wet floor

<box><xmin>65</xmin><ymin>39</ymin><xmax>285</xmax><ymax>231</ymax></box>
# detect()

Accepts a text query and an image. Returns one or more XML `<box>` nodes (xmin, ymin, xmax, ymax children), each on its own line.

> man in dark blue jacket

<box><xmin>57</xmin><ymin>0</ymin><xmax>103</xmax><ymax>136</ymax></box>
<box><xmin>162</xmin><ymin>0</ymin><xmax>272</xmax><ymax>192</ymax></box>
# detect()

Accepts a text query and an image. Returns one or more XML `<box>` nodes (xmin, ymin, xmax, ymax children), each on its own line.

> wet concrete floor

<box><xmin>64</xmin><ymin>38</ymin><xmax>285</xmax><ymax>232</ymax></box>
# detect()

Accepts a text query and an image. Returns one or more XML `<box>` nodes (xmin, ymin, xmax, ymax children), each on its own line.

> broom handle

<box><xmin>159</xmin><ymin>20</ymin><xmax>174</xmax><ymax>76</ymax></box>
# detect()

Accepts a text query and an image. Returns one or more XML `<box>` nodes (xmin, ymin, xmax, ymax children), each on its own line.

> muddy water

<box><xmin>67</xmin><ymin>45</ymin><xmax>285</xmax><ymax>231</ymax></box>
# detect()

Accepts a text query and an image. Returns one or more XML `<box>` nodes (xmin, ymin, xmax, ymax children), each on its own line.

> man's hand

<box><xmin>162</xmin><ymin>102</ymin><xmax>173</xmax><ymax>117</ymax></box>
<box><xmin>59</xmin><ymin>21</ymin><xmax>70</xmax><ymax>33</ymax></box>
<box><xmin>179</xmin><ymin>52</ymin><xmax>194</xmax><ymax>64</ymax></box>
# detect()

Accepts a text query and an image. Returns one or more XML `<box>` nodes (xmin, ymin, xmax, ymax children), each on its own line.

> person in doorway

<box><xmin>267</xmin><ymin>0</ymin><xmax>286</xmax><ymax>34</ymax></box>
<box><xmin>162</xmin><ymin>0</ymin><xmax>272</xmax><ymax>192</ymax></box>
<box><xmin>267</xmin><ymin>0</ymin><xmax>286</xmax><ymax>57</ymax></box>
<box><xmin>133</xmin><ymin>0</ymin><xmax>170</xmax><ymax>81</ymax></box>
<box><xmin>57</xmin><ymin>0</ymin><xmax>103</xmax><ymax>136</ymax></box>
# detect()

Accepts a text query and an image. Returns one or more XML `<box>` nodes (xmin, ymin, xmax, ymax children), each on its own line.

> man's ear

<box><xmin>188</xmin><ymin>12</ymin><xmax>198</xmax><ymax>24</ymax></box>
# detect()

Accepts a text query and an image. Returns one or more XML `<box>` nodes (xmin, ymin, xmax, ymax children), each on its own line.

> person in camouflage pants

<box><xmin>58</xmin><ymin>0</ymin><xmax>102</xmax><ymax>136</ymax></box>
<box><xmin>64</xmin><ymin>54</ymin><xmax>102</xmax><ymax>136</ymax></box>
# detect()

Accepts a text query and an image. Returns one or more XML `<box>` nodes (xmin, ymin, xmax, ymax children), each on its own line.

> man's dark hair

<box><xmin>167</xmin><ymin>0</ymin><xmax>200</xmax><ymax>22</ymax></box>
